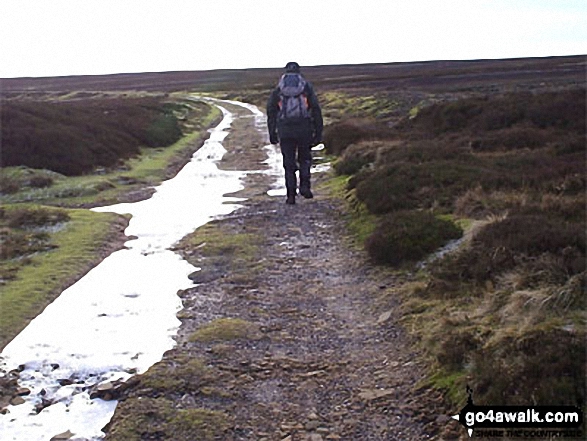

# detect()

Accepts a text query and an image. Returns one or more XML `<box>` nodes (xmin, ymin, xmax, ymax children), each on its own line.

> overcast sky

<box><xmin>1</xmin><ymin>0</ymin><xmax>585</xmax><ymax>78</ymax></box>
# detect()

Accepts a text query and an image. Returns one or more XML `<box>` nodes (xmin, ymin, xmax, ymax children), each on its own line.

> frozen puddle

<box><xmin>0</xmin><ymin>100</ymin><xmax>260</xmax><ymax>440</ymax></box>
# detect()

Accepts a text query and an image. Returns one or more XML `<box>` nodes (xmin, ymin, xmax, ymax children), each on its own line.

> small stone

<box><xmin>305</xmin><ymin>420</ymin><xmax>320</xmax><ymax>431</ymax></box>
<box><xmin>16</xmin><ymin>387</ymin><xmax>31</xmax><ymax>396</ymax></box>
<box><xmin>308</xmin><ymin>412</ymin><xmax>319</xmax><ymax>420</ymax></box>
<box><xmin>377</xmin><ymin>310</ymin><xmax>392</xmax><ymax>324</ymax></box>
<box><xmin>96</xmin><ymin>381</ymin><xmax>114</xmax><ymax>391</ymax></box>
<box><xmin>358</xmin><ymin>388</ymin><xmax>394</xmax><ymax>401</ymax></box>
<box><xmin>50</xmin><ymin>430</ymin><xmax>74</xmax><ymax>440</ymax></box>
<box><xmin>9</xmin><ymin>396</ymin><xmax>26</xmax><ymax>406</ymax></box>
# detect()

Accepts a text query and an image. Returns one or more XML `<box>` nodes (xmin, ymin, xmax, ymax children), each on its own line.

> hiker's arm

<box><xmin>266</xmin><ymin>89</ymin><xmax>280</xmax><ymax>144</ymax></box>
<box><xmin>306</xmin><ymin>84</ymin><xmax>323</xmax><ymax>144</ymax></box>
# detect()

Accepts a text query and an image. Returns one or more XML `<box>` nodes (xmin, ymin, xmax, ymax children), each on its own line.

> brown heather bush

<box><xmin>351</xmin><ymin>160</ymin><xmax>496</xmax><ymax>214</ymax></box>
<box><xmin>333</xmin><ymin>140</ymin><xmax>382</xmax><ymax>175</ymax></box>
<box><xmin>471</xmin><ymin>329</ymin><xmax>585</xmax><ymax>406</ymax></box>
<box><xmin>428</xmin><ymin>211</ymin><xmax>585</xmax><ymax>293</ymax></box>
<box><xmin>0</xmin><ymin>230</ymin><xmax>55</xmax><ymax>260</ymax></box>
<box><xmin>365</xmin><ymin>210</ymin><xmax>462</xmax><ymax>266</ymax></box>
<box><xmin>1</xmin><ymin>97</ymin><xmax>183</xmax><ymax>176</ymax></box>
<box><xmin>28</xmin><ymin>175</ymin><xmax>54</xmax><ymax>188</ymax></box>
<box><xmin>322</xmin><ymin>118</ymin><xmax>392</xmax><ymax>156</ymax></box>
<box><xmin>473</xmin><ymin>214</ymin><xmax>585</xmax><ymax>259</ymax></box>
<box><xmin>398</xmin><ymin>89</ymin><xmax>585</xmax><ymax>136</ymax></box>
<box><xmin>6</xmin><ymin>206</ymin><xmax>70</xmax><ymax>229</ymax></box>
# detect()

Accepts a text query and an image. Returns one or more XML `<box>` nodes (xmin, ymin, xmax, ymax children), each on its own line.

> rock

<box><xmin>89</xmin><ymin>377</ymin><xmax>139</xmax><ymax>401</ymax></box>
<box><xmin>35</xmin><ymin>398</ymin><xmax>53</xmax><ymax>413</ymax></box>
<box><xmin>358</xmin><ymin>388</ymin><xmax>394</xmax><ymax>401</ymax></box>
<box><xmin>9</xmin><ymin>396</ymin><xmax>26</xmax><ymax>406</ymax></box>
<box><xmin>16</xmin><ymin>387</ymin><xmax>31</xmax><ymax>396</ymax></box>
<box><xmin>305</xmin><ymin>420</ymin><xmax>320</xmax><ymax>431</ymax></box>
<box><xmin>377</xmin><ymin>310</ymin><xmax>392</xmax><ymax>324</ymax></box>
<box><xmin>96</xmin><ymin>381</ymin><xmax>114</xmax><ymax>391</ymax></box>
<box><xmin>50</xmin><ymin>430</ymin><xmax>74</xmax><ymax>440</ymax></box>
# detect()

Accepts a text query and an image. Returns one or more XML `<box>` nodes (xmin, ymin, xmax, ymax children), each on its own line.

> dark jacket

<box><xmin>267</xmin><ymin>75</ymin><xmax>323</xmax><ymax>144</ymax></box>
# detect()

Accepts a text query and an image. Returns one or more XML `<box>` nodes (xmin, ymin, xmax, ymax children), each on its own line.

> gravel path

<box><xmin>104</xmin><ymin>101</ymin><xmax>460</xmax><ymax>440</ymax></box>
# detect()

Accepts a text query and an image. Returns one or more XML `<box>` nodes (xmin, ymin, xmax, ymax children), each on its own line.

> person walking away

<box><xmin>267</xmin><ymin>62</ymin><xmax>323</xmax><ymax>205</ymax></box>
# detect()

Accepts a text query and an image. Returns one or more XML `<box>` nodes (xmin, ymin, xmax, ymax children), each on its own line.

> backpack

<box><xmin>277</xmin><ymin>73</ymin><xmax>310</xmax><ymax>121</ymax></box>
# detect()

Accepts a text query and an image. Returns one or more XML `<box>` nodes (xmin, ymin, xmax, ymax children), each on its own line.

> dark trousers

<box><xmin>280</xmin><ymin>137</ymin><xmax>312</xmax><ymax>196</ymax></box>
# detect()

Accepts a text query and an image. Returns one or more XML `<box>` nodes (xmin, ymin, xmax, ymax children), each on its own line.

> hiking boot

<box><xmin>299</xmin><ymin>188</ymin><xmax>313</xmax><ymax>199</ymax></box>
<box><xmin>286</xmin><ymin>195</ymin><xmax>296</xmax><ymax>205</ymax></box>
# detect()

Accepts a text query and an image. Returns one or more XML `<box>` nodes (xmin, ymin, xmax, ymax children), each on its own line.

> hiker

<box><xmin>267</xmin><ymin>62</ymin><xmax>323</xmax><ymax>205</ymax></box>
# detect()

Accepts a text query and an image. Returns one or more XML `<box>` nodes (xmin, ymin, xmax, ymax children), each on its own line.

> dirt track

<box><xmin>105</xmin><ymin>102</ymin><xmax>462</xmax><ymax>440</ymax></box>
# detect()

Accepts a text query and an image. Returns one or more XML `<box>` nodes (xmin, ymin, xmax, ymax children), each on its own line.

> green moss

<box><xmin>189</xmin><ymin>318</ymin><xmax>260</xmax><ymax>343</ymax></box>
<box><xmin>169</xmin><ymin>408</ymin><xmax>230</xmax><ymax>438</ymax></box>
<box><xmin>106</xmin><ymin>397</ymin><xmax>230</xmax><ymax>441</ymax></box>
<box><xmin>427</xmin><ymin>369</ymin><xmax>468</xmax><ymax>405</ymax></box>
<box><xmin>139</xmin><ymin>357</ymin><xmax>212</xmax><ymax>393</ymax></box>
<box><xmin>175</xmin><ymin>220</ymin><xmax>262</xmax><ymax>272</ymax></box>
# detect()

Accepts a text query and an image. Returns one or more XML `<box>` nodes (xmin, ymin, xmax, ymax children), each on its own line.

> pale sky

<box><xmin>1</xmin><ymin>0</ymin><xmax>586</xmax><ymax>78</ymax></box>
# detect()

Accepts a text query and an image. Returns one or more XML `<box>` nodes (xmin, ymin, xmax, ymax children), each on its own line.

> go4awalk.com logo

<box><xmin>451</xmin><ymin>387</ymin><xmax>584</xmax><ymax>438</ymax></box>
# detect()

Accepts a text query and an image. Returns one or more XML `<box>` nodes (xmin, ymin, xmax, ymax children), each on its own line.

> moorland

<box><xmin>1</xmin><ymin>55</ymin><xmax>585</xmax><ymax>438</ymax></box>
